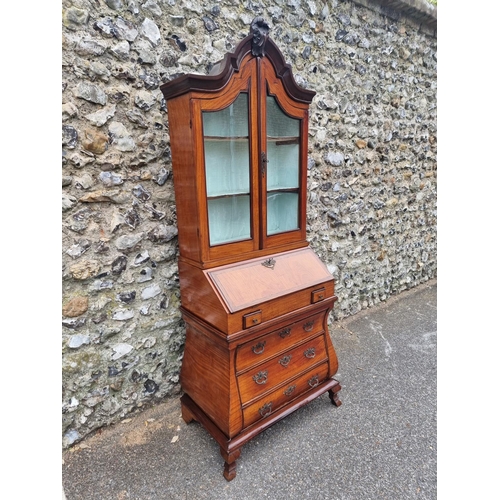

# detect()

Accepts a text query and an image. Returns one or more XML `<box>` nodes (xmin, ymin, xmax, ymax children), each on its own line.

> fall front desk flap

<box><xmin>206</xmin><ymin>248</ymin><xmax>334</xmax><ymax>313</ymax></box>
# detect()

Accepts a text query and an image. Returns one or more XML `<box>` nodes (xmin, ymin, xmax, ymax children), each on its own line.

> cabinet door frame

<box><xmin>258</xmin><ymin>57</ymin><xmax>309</xmax><ymax>250</ymax></box>
<box><xmin>192</xmin><ymin>56</ymin><xmax>261</xmax><ymax>264</ymax></box>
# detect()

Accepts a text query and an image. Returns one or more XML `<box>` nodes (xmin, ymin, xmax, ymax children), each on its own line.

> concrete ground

<box><xmin>62</xmin><ymin>279</ymin><xmax>437</xmax><ymax>500</ymax></box>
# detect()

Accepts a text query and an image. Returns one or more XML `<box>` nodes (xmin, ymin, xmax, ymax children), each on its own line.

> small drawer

<box><xmin>243</xmin><ymin>310</ymin><xmax>262</xmax><ymax>329</ymax></box>
<box><xmin>242</xmin><ymin>362</ymin><xmax>329</xmax><ymax>427</ymax></box>
<box><xmin>236</xmin><ymin>310</ymin><xmax>325</xmax><ymax>372</ymax></box>
<box><xmin>311</xmin><ymin>287</ymin><xmax>326</xmax><ymax>303</ymax></box>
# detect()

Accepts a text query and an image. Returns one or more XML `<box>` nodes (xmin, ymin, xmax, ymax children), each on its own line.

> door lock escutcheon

<box><xmin>261</xmin><ymin>152</ymin><xmax>268</xmax><ymax>176</ymax></box>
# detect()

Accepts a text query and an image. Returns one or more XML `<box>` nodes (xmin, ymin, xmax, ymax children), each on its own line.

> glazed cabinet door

<box><xmin>259</xmin><ymin>58</ymin><xmax>309</xmax><ymax>249</ymax></box>
<box><xmin>203</xmin><ymin>93</ymin><xmax>253</xmax><ymax>246</ymax></box>
<box><xmin>194</xmin><ymin>57</ymin><xmax>260</xmax><ymax>263</ymax></box>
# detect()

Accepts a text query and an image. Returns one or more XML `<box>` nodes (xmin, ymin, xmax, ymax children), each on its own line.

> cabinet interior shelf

<box><xmin>204</xmin><ymin>136</ymin><xmax>249</xmax><ymax>141</ymax></box>
<box><xmin>268</xmin><ymin>137</ymin><xmax>299</xmax><ymax>145</ymax></box>
<box><xmin>208</xmin><ymin>192</ymin><xmax>249</xmax><ymax>199</ymax></box>
<box><xmin>267</xmin><ymin>187</ymin><xmax>299</xmax><ymax>193</ymax></box>
<box><xmin>204</xmin><ymin>136</ymin><xmax>299</xmax><ymax>146</ymax></box>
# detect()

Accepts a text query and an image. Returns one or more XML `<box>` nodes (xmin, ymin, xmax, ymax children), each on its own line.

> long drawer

<box><xmin>242</xmin><ymin>362</ymin><xmax>330</xmax><ymax>428</ymax></box>
<box><xmin>237</xmin><ymin>334</ymin><xmax>327</xmax><ymax>405</ymax></box>
<box><xmin>235</xmin><ymin>310</ymin><xmax>325</xmax><ymax>373</ymax></box>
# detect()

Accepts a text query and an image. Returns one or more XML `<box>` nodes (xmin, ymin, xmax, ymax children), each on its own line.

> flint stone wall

<box><xmin>62</xmin><ymin>0</ymin><xmax>437</xmax><ymax>447</ymax></box>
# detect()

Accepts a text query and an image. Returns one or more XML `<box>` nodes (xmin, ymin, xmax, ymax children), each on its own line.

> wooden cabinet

<box><xmin>160</xmin><ymin>17</ymin><xmax>341</xmax><ymax>480</ymax></box>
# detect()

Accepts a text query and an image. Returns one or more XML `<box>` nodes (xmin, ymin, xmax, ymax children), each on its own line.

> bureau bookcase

<box><xmin>160</xmin><ymin>17</ymin><xmax>341</xmax><ymax>480</ymax></box>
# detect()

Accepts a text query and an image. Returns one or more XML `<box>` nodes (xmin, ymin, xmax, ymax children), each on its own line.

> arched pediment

<box><xmin>160</xmin><ymin>17</ymin><xmax>315</xmax><ymax>104</ymax></box>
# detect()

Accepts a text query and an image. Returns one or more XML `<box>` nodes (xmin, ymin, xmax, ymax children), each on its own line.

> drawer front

<box><xmin>237</xmin><ymin>334</ymin><xmax>327</xmax><ymax>404</ymax></box>
<box><xmin>311</xmin><ymin>287</ymin><xmax>326</xmax><ymax>303</ymax></box>
<box><xmin>242</xmin><ymin>362</ymin><xmax>329</xmax><ymax>427</ymax></box>
<box><xmin>243</xmin><ymin>310</ymin><xmax>262</xmax><ymax>329</ymax></box>
<box><xmin>236</xmin><ymin>311</ymin><xmax>325</xmax><ymax>373</ymax></box>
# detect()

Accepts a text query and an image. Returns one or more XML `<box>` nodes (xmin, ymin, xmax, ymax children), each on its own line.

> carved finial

<box><xmin>250</xmin><ymin>17</ymin><xmax>270</xmax><ymax>57</ymax></box>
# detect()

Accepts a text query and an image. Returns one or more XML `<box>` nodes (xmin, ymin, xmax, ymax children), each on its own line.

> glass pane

<box><xmin>203</xmin><ymin>93</ymin><xmax>249</xmax><ymax>137</ymax></box>
<box><xmin>267</xmin><ymin>192</ymin><xmax>299</xmax><ymax>235</ymax></box>
<box><xmin>266</xmin><ymin>95</ymin><xmax>299</xmax><ymax>138</ymax></box>
<box><xmin>204</xmin><ymin>139</ymin><xmax>249</xmax><ymax>197</ymax></box>
<box><xmin>267</xmin><ymin>141</ymin><xmax>299</xmax><ymax>190</ymax></box>
<box><xmin>203</xmin><ymin>93</ymin><xmax>251</xmax><ymax>246</ymax></box>
<box><xmin>208</xmin><ymin>195</ymin><xmax>251</xmax><ymax>245</ymax></box>
<box><xmin>266</xmin><ymin>95</ymin><xmax>300</xmax><ymax>236</ymax></box>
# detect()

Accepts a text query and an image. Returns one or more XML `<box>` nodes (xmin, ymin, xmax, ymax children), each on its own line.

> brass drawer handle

<box><xmin>259</xmin><ymin>401</ymin><xmax>272</xmax><ymax>417</ymax></box>
<box><xmin>279</xmin><ymin>355</ymin><xmax>292</xmax><ymax>367</ymax></box>
<box><xmin>308</xmin><ymin>375</ymin><xmax>319</xmax><ymax>388</ymax></box>
<box><xmin>304</xmin><ymin>347</ymin><xmax>316</xmax><ymax>359</ymax></box>
<box><xmin>252</xmin><ymin>370</ymin><xmax>268</xmax><ymax>385</ymax></box>
<box><xmin>279</xmin><ymin>328</ymin><xmax>291</xmax><ymax>338</ymax></box>
<box><xmin>303</xmin><ymin>321</ymin><xmax>314</xmax><ymax>332</ymax></box>
<box><xmin>251</xmin><ymin>341</ymin><xmax>266</xmax><ymax>355</ymax></box>
<box><xmin>283</xmin><ymin>385</ymin><xmax>296</xmax><ymax>396</ymax></box>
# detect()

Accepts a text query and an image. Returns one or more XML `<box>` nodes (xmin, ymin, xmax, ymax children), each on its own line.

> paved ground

<box><xmin>62</xmin><ymin>279</ymin><xmax>437</xmax><ymax>500</ymax></box>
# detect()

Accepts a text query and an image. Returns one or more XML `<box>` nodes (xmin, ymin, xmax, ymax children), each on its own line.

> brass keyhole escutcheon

<box><xmin>261</xmin><ymin>257</ymin><xmax>276</xmax><ymax>269</ymax></box>
<box><xmin>261</xmin><ymin>151</ymin><xmax>269</xmax><ymax>177</ymax></box>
